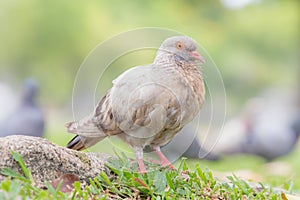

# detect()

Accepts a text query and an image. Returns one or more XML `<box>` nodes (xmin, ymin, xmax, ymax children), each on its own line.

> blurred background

<box><xmin>0</xmin><ymin>0</ymin><xmax>299</xmax><ymax>192</ymax></box>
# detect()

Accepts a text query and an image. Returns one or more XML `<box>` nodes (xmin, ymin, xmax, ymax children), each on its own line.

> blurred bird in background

<box><xmin>213</xmin><ymin>88</ymin><xmax>300</xmax><ymax>160</ymax></box>
<box><xmin>0</xmin><ymin>78</ymin><xmax>45</xmax><ymax>137</ymax></box>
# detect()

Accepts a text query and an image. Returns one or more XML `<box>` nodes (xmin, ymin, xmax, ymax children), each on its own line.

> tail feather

<box><xmin>66</xmin><ymin>135</ymin><xmax>87</xmax><ymax>150</ymax></box>
<box><xmin>66</xmin><ymin>135</ymin><xmax>106</xmax><ymax>151</ymax></box>
<box><xmin>65</xmin><ymin>115</ymin><xmax>105</xmax><ymax>137</ymax></box>
<box><xmin>66</xmin><ymin>115</ymin><xmax>108</xmax><ymax>150</ymax></box>
<box><xmin>66</xmin><ymin>121</ymin><xmax>100</xmax><ymax>134</ymax></box>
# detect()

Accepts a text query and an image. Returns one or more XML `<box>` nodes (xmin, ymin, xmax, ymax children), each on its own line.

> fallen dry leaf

<box><xmin>50</xmin><ymin>173</ymin><xmax>80</xmax><ymax>193</ymax></box>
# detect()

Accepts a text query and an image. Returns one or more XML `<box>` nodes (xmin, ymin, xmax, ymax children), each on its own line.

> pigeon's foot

<box><xmin>148</xmin><ymin>157</ymin><xmax>161</xmax><ymax>165</ymax></box>
<box><xmin>148</xmin><ymin>157</ymin><xmax>175</xmax><ymax>169</ymax></box>
<box><xmin>137</xmin><ymin>158</ymin><xmax>147</xmax><ymax>174</ymax></box>
<box><xmin>134</xmin><ymin>146</ymin><xmax>147</xmax><ymax>173</ymax></box>
<box><xmin>152</xmin><ymin>146</ymin><xmax>175</xmax><ymax>170</ymax></box>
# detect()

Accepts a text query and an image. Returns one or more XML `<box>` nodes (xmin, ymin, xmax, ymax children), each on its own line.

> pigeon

<box><xmin>214</xmin><ymin>90</ymin><xmax>300</xmax><ymax>160</ymax></box>
<box><xmin>243</xmin><ymin>92</ymin><xmax>300</xmax><ymax>160</ymax></box>
<box><xmin>242</xmin><ymin>111</ymin><xmax>300</xmax><ymax>160</ymax></box>
<box><xmin>0</xmin><ymin>79</ymin><xmax>45</xmax><ymax>137</ymax></box>
<box><xmin>66</xmin><ymin>36</ymin><xmax>206</xmax><ymax>173</ymax></box>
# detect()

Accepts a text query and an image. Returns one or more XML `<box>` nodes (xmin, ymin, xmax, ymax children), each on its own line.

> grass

<box><xmin>0</xmin><ymin>151</ymin><xmax>286</xmax><ymax>199</ymax></box>
<box><xmin>185</xmin><ymin>145</ymin><xmax>300</xmax><ymax>192</ymax></box>
<box><xmin>41</xmin><ymin>126</ymin><xmax>300</xmax><ymax>199</ymax></box>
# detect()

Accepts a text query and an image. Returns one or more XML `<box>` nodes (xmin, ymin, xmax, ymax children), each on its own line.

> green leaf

<box><xmin>99</xmin><ymin>172</ymin><xmax>112</xmax><ymax>186</ymax></box>
<box><xmin>10</xmin><ymin>151</ymin><xmax>33</xmax><ymax>181</ymax></box>
<box><xmin>8</xmin><ymin>181</ymin><xmax>21</xmax><ymax>199</ymax></box>
<box><xmin>177</xmin><ymin>158</ymin><xmax>187</xmax><ymax>172</ymax></box>
<box><xmin>165</xmin><ymin>172</ymin><xmax>175</xmax><ymax>190</ymax></box>
<box><xmin>1</xmin><ymin>179</ymin><xmax>11</xmax><ymax>192</ymax></box>
<box><xmin>0</xmin><ymin>167</ymin><xmax>29</xmax><ymax>182</ymax></box>
<box><xmin>45</xmin><ymin>181</ymin><xmax>57</xmax><ymax>197</ymax></box>
<box><xmin>153</xmin><ymin>171</ymin><xmax>166</xmax><ymax>193</ymax></box>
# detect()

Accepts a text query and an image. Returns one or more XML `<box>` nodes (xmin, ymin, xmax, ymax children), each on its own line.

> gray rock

<box><xmin>0</xmin><ymin>135</ymin><xmax>111</xmax><ymax>188</ymax></box>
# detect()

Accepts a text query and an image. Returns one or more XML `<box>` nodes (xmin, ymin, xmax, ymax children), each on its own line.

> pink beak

<box><xmin>190</xmin><ymin>51</ymin><xmax>205</xmax><ymax>64</ymax></box>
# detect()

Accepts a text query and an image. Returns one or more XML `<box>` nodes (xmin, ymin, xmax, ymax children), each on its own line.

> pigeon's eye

<box><xmin>175</xmin><ymin>42</ymin><xmax>184</xmax><ymax>50</ymax></box>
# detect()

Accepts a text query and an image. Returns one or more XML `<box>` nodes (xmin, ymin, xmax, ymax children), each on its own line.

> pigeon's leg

<box><xmin>152</xmin><ymin>146</ymin><xmax>175</xmax><ymax>170</ymax></box>
<box><xmin>133</xmin><ymin>146</ymin><xmax>147</xmax><ymax>173</ymax></box>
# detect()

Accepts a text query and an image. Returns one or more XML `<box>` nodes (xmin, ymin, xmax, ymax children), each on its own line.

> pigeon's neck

<box><xmin>153</xmin><ymin>51</ymin><xmax>176</xmax><ymax>66</ymax></box>
<box><xmin>153</xmin><ymin>50</ymin><xmax>198</xmax><ymax>69</ymax></box>
<box><xmin>153</xmin><ymin>49</ymin><xmax>204</xmax><ymax>109</ymax></box>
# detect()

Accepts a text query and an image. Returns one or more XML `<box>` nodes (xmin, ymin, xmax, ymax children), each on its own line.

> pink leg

<box><xmin>134</xmin><ymin>146</ymin><xmax>147</xmax><ymax>173</ymax></box>
<box><xmin>148</xmin><ymin>157</ymin><xmax>161</xmax><ymax>165</ymax></box>
<box><xmin>152</xmin><ymin>146</ymin><xmax>175</xmax><ymax>170</ymax></box>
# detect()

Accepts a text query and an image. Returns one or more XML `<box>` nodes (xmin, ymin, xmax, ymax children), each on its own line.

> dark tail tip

<box><xmin>66</xmin><ymin>135</ymin><xmax>86</xmax><ymax>151</ymax></box>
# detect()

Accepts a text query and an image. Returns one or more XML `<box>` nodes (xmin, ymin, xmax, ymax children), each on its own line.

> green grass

<box><xmin>43</xmin><ymin>127</ymin><xmax>300</xmax><ymax>198</ymax></box>
<box><xmin>184</xmin><ymin>145</ymin><xmax>300</xmax><ymax>193</ymax></box>
<box><xmin>0</xmin><ymin>151</ymin><xmax>286</xmax><ymax>199</ymax></box>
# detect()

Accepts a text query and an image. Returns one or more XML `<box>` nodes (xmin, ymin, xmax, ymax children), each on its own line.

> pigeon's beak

<box><xmin>190</xmin><ymin>51</ymin><xmax>205</xmax><ymax>64</ymax></box>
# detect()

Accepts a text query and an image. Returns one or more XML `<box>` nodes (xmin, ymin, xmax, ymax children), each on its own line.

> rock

<box><xmin>0</xmin><ymin>135</ymin><xmax>112</xmax><ymax>188</ymax></box>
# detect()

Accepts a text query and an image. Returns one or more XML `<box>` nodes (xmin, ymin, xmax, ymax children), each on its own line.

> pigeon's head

<box><xmin>22</xmin><ymin>78</ymin><xmax>38</xmax><ymax>103</ymax></box>
<box><xmin>158</xmin><ymin>36</ymin><xmax>205</xmax><ymax>64</ymax></box>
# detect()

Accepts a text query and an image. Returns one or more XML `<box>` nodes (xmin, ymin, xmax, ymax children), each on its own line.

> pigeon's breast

<box><xmin>156</xmin><ymin>64</ymin><xmax>205</xmax><ymax>124</ymax></box>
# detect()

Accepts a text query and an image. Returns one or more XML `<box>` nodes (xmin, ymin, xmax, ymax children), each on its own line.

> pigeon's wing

<box><xmin>110</xmin><ymin>65</ymin><xmax>183</xmax><ymax>139</ymax></box>
<box><xmin>66</xmin><ymin>90</ymin><xmax>120</xmax><ymax>139</ymax></box>
<box><xmin>67</xmin><ymin>64</ymin><xmax>183</xmax><ymax>140</ymax></box>
<box><xmin>66</xmin><ymin>65</ymin><xmax>154</xmax><ymax>138</ymax></box>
